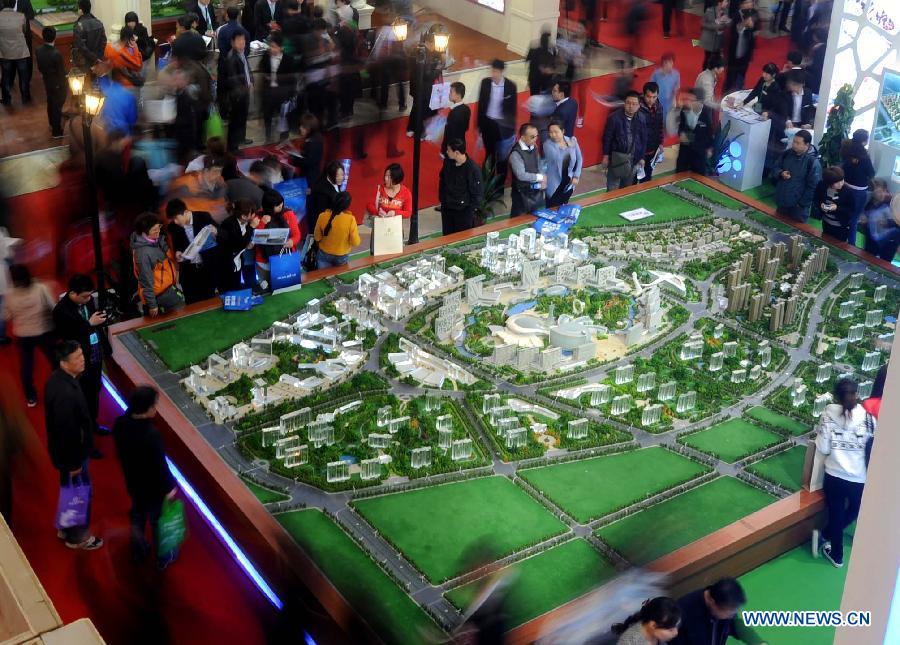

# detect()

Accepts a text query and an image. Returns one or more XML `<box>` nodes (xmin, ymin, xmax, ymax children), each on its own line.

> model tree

<box><xmin>818</xmin><ymin>84</ymin><xmax>856</xmax><ymax>168</ymax></box>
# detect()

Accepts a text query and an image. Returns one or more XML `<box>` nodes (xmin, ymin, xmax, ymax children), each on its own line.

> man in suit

<box><xmin>52</xmin><ymin>274</ymin><xmax>112</xmax><ymax>447</ymax></box>
<box><xmin>36</xmin><ymin>26</ymin><xmax>65</xmax><ymax>137</ymax></box>
<box><xmin>187</xmin><ymin>0</ymin><xmax>218</xmax><ymax>36</ymax></box>
<box><xmin>14</xmin><ymin>0</ymin><xmax>33</xmax><ymax>76</ymax></box>
<box><xmin>442</xmin><ymin>81</ymin><xmax>470</xmax><ymax>156</ymax></box>
<box><xmin>776</xmin><ymin>70</ymin><xmax>816</xmax><ymax>130</ymax></box>
<box><xmin>724</xmin><ymin>9</ymin><xmax>756</xmax><ymax>92</ymax></box>
<box><xmin>550</xmin><ymin>80</ymin><xmax>578</xmax><ymax>138</ymax></box>
<box><xmin>166</xmin><ymin>198</ymin><xmax>218</xmax><ymax>303</ymax></box>
<box><xmin>225</xmin><ymin>31</ymin><xmax>253</xmax><ymax>152</ymax></box>
<box><xmin>254</xmin><ymin>0</ymin><xmax>282</xmax><ymax>40</ymax></box>
<box><xmin>259</xmin><ymin>31</ymin><xmax>297</xmax><ymax>142</ymax></box>
<box><xmin>477</xmin><ymin>58</ymin><xmax>517</xmax><ymax>179</ymax></box>
<box><xmin>0</xmin><ymin>0</ymin><xmax>31</xmax><ymax>104</ymax></box>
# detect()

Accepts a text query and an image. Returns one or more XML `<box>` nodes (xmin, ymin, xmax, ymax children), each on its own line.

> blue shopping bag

<box><xmin>221</xmin><ymin>289</ymin><xmax>255</xmax><ymax>311</ymax></box>
<box><xmin>273</xmin><ymin>177</ymin><xmax>309</xmax><ymax>219</ymax></box>
<box><xmin>270</xmin><ymin>250</ymin><xmax>302</xmax><ymax>293</ymax></box>
<box><xmin>55</xmin><ymin>476</ymin><xmax>91</xmax><ymax>529</ymax></box>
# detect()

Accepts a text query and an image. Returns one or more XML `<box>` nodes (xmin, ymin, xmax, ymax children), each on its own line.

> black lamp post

<box><xmin>392</xmin><ymin>19</ymin><xmax>449</xmax><ymax>246</ymax></box>
<box><xmin>68</xmin><ymin>71</ymin><xmax>107</xmax><ymax>308</ymax></box>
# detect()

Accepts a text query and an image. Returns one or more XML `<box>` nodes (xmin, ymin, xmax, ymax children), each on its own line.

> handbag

<box><xmin>157</xmin><ymin>497</ymin><xmax>187</xmax><ymax>558</ymax></box>
<box><xmin>205</xmin><ymin>106</ymin><xmax>225</xmax><ymax>140</ymax></box>
<box><xmin>270</xmin><ymin>249</ymin><xmax>302</xmax><ymax>292</ymax></box>
<box><xmin>373</xmin><ymin>215</ymin><xmax>403</xmax><ymax>256</ymax></box>
<box><xmin>803</xmin><ymin>438</ymin><xmax>826</xmax><ymax>492</ymax></box>
<box><xmin>301</xmin><ymin>236</ymin><xmax>319</xmax><ymax>272</ymax></box>
<box><xmin>609</xmin><ymin>150</ymin><xmax>635</xmax><ymax>179</ymax></box>
<box><xmin>55</xmin><ymin>474</ymin><xmax>91</xmax><ymax>529</ymax></box>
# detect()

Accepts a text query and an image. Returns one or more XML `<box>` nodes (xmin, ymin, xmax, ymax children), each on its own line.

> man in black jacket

<box><xmin>113</xmin><ymin>385</ymin><xmax>177</xmax><ymax>564</ymax></box>
<box><xmin>671</xmin><ymin>88</ymin><xmax>716</xmax><ymax>175</ymax></box>
<box><xmin>724</xmin><ymin>10</ymin><xmax>756</xmax><ymax>92</ymax></box>
<box><xmin>36</xmin><ymin>27</ymin><xmax>66</xmax><ymax>138</ymax></box>
<box><xmin>669</xmin><ymin>578</ymin><xmax>765</xmax><ymax>645</ymax></box>
<box><xmin>52</xmin><ymin>274</ymin><xmax>110</xmax><ymax>444</ymax></box>
<box><xmin>225</xmin><ymin>31</ymin><xmax>254</xmax><ymax>152</ymax></box>
<box><xmin>218</xmin><ymin>199</ymin><xmax>260</xmax><ymax>291</ymax></box>
<box><xmin>442</xmin><ymin>82</ymin><xmax>470</xmax><ymax>156</ymax></box>
<box><xmin>254</xmin><ymin>0</ymin><xmax>283</xmax><ymax>40</ymax></box>
<box><xmin>259</xmin><ymin>31</ymin><xmax>297</xmax><ymax>142</ymax></box>
<box><xmin>439</xmin><ymin>139</ymin><xmax>483</xmax><ymax>235</ymax></box>
<box><xmin>639</xmin><ymin>82</ymin><xmax>664</xmax><ymax>183</ymax></box>
<box><xmin>775</xmin><ymin>70</ymin><xmax>816</xmax><ymax>130</ymax></box>
<box><xmin>44</xmin><ymin>341</ymin><xmax>103</xmax><ymax>550</ymax></box>
<box><xmin>550</xmin><ymin>80</ymin><xmax>578</xmax><ymax>138</ymax></box>
<box><xmin>187</xmin><ymin>0</ymin><xmax>218</xmax><ymax>36</ymax></box>
<box><xmin>71</xmin><ymin>0</ymin><xmax>106</xmax><ymax>73</ymax></box>
<box><xmin>166</xmin><ymin>198</ymin><xmax>218</xmax><ymax>303</ymax></box>
<box><xmin>477</xmin><ymin>59</ymin><xmax>517</xmax><ymax>179</ymax></box>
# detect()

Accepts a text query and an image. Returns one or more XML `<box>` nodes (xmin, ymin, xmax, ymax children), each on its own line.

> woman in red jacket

<box><xmin>366</xmin><ymin>163</ymin><xmax>411</xmax><ymax>248</ymax></box>
<box><xmin>255</xmin><ymin>189</ymin><xmax>302</xmax><ymax>289</ymax></box>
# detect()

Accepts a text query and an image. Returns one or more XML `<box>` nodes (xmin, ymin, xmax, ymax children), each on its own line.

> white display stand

<box><xmin>717</xmin><ymin>90</ymin><xmax>772</xmax><ymax>192</ymax></box>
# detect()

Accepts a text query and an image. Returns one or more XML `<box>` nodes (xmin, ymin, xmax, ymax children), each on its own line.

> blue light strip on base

<box><xmin>101</xmin><ymin>374</ymin><xmax>284</xmax><ymax>610</ymax></box>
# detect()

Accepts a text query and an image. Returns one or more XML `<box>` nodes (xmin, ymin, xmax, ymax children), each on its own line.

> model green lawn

<box><xmin>676</xmin><ymin>179</ymin><xmax>748</xmax><ymax>211</ymax></box>
<box><xmin>577</xmin><ymin>189</ymin><xmax>706</xmax><ymax>228</ymax></box>
<box><xmin>241</xmin><ymin>478</ymin><xmax>290</xmax><ymax>504</ymax></box>
<box><xmin>444</xmin><ymin>539</ymin><xmax>616</xmax><ymax>628</ymax></box>
<box><xmin>519</xmin><ymin>447</ymin><xmax>710</xmax><ymax>523</ymax></box>
<box><xmin>352</xmin><ymin>476</ymin><xmax>567</xmax><ymax>583</ymax></box>
<box><xmin>745</xmin><ymin>406</ymin><xmax>811</xmax><ymax>436</ymax></box>
<box><xmin>679</xmin><ymin>419</ymin><xmax>783</xmax><ymax>463</ymax></box>
<box><xmin>596</xmin><ymin>477</ymin><xmax>776</xmax><ymax>565</ymax></box>
<box><xmin>137</xmin><ymin>280</ymin><xmax>332</xmax><ymax>371</ymax></box>
<box><xmin>276</xmin><ymin>509</ymin><xmax>440</xmax><ymax>644</ymax></box>
<box><xmin>728</xmin><ymin>532</ymin><xmax>853</xmax><ymax>645</ymax></box>
<box><xmin>746</xmin><ymin>446</ymin><xmax>808</xmax><ymax>492</ymax></box>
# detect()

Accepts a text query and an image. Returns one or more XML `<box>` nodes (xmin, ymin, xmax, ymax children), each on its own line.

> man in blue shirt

<box><xmin>96</xmin><ymin>71</ymin><xmax>138</xmax><ymax>135</ymax></box>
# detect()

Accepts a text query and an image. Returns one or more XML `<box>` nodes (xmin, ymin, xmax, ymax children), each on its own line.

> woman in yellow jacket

<box><xmin>314</xmin><ymin>191</ymin><xmax>360</xmax><ymax>269</ymax></box>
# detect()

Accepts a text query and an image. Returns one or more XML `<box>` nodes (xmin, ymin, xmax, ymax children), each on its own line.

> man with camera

<box><xmin>52</xmin><ymin>274</ymin><xmax>113</xmax><ymax>456</ymax></box>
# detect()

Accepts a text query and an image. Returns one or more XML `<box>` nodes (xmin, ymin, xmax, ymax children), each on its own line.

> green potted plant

<box><xmin>818</xmin><ymin>84</ymin><xmax>856</xmax><ymax>168</ymax></box>
<box><xmin>473</xmin><ymin>155</ymin><xmax>507</xmax><ymax>227</ymax></box>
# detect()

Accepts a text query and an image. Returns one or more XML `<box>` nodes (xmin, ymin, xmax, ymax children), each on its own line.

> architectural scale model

<box><xmin>129</xmin><ymin>179</ymin><xmax>898</xmax><ymax>642</ymax></box>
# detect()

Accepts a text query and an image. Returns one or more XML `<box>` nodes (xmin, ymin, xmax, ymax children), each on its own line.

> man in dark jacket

<box><xmin>225</xmin><ymin>31</ymin><xmax>254</xmax><ymax>152</ymax></box>
<box><xmin>639</xmin><ymin>81</ymin><xmax>664</xmax><ymax>183</ymax></box>
<box><xmin>442</xmin><ymin>82</ymin><xmax>471</xmax><ymax>156</ymax></box>
<box><xmin>439</xmin><ymin>139</ymin><xmax>483</xmax><ymax>235</ymax></box>
<box><xmin>724</xmin><ymin>10</ymin><xmax>756</xmax><ymax>92</ymax></box>
<box><xmin>259</xmin><ymin>31</ymin><xmax>297</xmax><ymax>142</ymax></box>
<box><xmin>113</xmin><ymin>385</ymin><xmax>177</xmax><ymax>564</ymax></box>
<box><xmin>218</xmin><ymin>198</ymin><xmax>260</xmax><ymax>291</ymax></box>
<box><xmin>71</xmin><ymin>0</ymin><xmax>106</xmax><ymax>73</ymax></box>
<box><xmin>771</xmin><ymin>129</ymin><xmax>822</xmax><ymax>222</ymax></box>
<box><xmin>186</xmin><ymin>0</ymin><xmax>218</xmax><ymax>36</ymax></box>
<box><xmin>36</xmin><ymin>26</ymin><xmax>66</xmax><ymax>138</ymax></box>
<box><xmin>669</xmin><ymin>578</ymin><xmax>765</xmax><ymax>645</ymax></box>
<box><xmin>775</xmin><ymin>71</ymin><xmax>816</xmax><ymax>129</ymax></box>
<box><xmin>52</xmin><ymin>274</ymin><xmax>110</xmax><ymax>443</ymax></box>
<box><xmin>217</xmin><ymin>5</ymin><xmax>251</xmax><ymax>112</ymax></box>
<box><xmin>166</xmin><ymin>198</ymin><xmax>218</xmax><ymax>303</ymax></box>
<box><xmin>671</xmin><ymin>88</ymin><xmax>716</xmax><ymax>175</ymax></box>
<box><xmin>509</xmin><ymin>123</ymin><xmax>545</xmax><ymax>217</ymax></box>
<box><xmin>550</xmin><ymin>80</ymin><xmax>578</xmax><ymax>138</ymax></box>
<box><xmin>254</xmin><ymin>0</ymin><xmax>283</xmax><ymax>40</ymax></box>
<box><xmin>45</xmin><ymin>341</ymin><xmax>103</xmax><ymax>550</ymax></box>
<box><xmin>477</xmin><ymin>59</ymin><xmax>517</xmax><ymax>178</ymax></box>
<box><xmin>602</xmin><ymin>91</ymin><xmax>647</xmax><ymax>192</ymax></box>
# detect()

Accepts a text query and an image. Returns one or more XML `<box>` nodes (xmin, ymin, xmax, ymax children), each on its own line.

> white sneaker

<box><xmin>822</xmin><ymin>547</ymin><xmax>843</xmax><ymax>568</ymax></box>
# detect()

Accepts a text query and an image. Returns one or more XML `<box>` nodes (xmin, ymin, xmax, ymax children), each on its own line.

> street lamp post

<box><xmin>392</xmin><ymin>20</ymin><xmax>449</xmax><ymax>246</ymax></box>
<box><xmin>68</xmin><ymin>71</ymin><xmax>107</xmax><ymax>308</ymax></box>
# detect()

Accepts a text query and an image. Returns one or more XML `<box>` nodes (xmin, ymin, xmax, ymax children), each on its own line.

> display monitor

<box><xmin>874</xmin><ymin>68</ymin><xmax>900</xmax><ymax>148</ymax></box>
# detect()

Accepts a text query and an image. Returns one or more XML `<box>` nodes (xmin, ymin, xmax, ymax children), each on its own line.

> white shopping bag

<box><xmin>429</xmin><ymin>82</ymin><xmax>451</xmax><ymax>110</ymax></box>
<box><xmin>803</xmin><ymin>439</ymin><xmax>826</xmax><ymax>492</ymax></box>
<box><xmin>372</xmin><ymin>216</ymin><xmax>404</xmax><ymax>256</ymax></box>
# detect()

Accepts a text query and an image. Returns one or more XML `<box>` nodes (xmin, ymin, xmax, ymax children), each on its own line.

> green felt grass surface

<box><xmin>578</xmin><ymin>189</ymin><xmax>707</xmax><ymax>228</ymax></box>
<box><xmin>444</xmin><ymin>539</ymin><xmax>616</xmax><ymax>627</ymax></box>
<box><xmin>352</xmin><ymin>477</ymin><xmax>567</xmax><ymax>583</ymax></box>
<box><xmin>727</xmin><ymin>534</ymin><xmax>852</xmax><ymax>645</ymax></box>
<box><xmin>241</xmin><ymin>478</ymin><xmax>290</xmax><ymax>504</ymax></box>
<box><xmin>742</xmin><ymin>184</ymin><xmax>777</xmax><ymax>209</ymax></box>
<box><xmin>520</xmin><ymin>447</ymin><xmax>709</xmax><ymax>523</ymax></box>
<box><xmin>137</xmin><ymin>279</ymin><xmax>332</xmax><ymax>371</ymax></box>
<box><xmin>677</xmin><ymin>179</ymin><xmax>747</xmax><ymax>211</ymax></box>
<box><xmin>746</xmin><ymin>406</ymin><xmax>811</xmax><ymax>436</ymax></box>
<box><xmin>746</xmin><ymin>446</ymin><xmax>808</xmax><ymax>492</ymax></box>
<box><xmin>276</xmin><ymin>509</ymin><xmax>440</xmax><ymax>644</ymax></box>
<box><xmin>679</xmin><ymin>419</ymin><xmax>783</xmax><ymax>463</ymax></box>
<box><xmin>596</xmin><ymin>477</ymin><xmax>776</xmax><ymax>565</ymax></box>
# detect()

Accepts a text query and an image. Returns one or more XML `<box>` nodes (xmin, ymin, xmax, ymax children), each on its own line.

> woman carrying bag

<box><xmin>314</xmin><ymin>191</ymin><xmax>360</xmax><ymax>269</ymax></box>
<box><xmin>543</xmin><ymin>119</ymin><xmax>583</xmax><ymax>208</ymax></box>
<box><xmin>255</xmin><ymin>189</ymin><xmax>302</xmax><ymax>290</ymax></box>
<box><xmin>366</xmin><ymin>163</ymin><xmax>411</xmax><ymax>253</ymax></box>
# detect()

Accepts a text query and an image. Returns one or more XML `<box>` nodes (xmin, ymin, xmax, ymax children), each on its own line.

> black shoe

<box><xmin>90</xmin><ymin>448</ymin><xmax>104</xmax><ymax>459</ymax></box>
<box><xmin>95</xmin><ymin>425</ymin><xmax>112</xmax><ymax>435</ymax></box>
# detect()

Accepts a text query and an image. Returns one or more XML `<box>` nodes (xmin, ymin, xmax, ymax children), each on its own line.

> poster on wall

<box><xmin>874</xmin><ymin>69</ymin><xmax>900</xmax><ymax>148</ymax></box>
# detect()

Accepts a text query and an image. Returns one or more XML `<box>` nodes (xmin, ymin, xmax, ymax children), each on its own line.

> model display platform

<box><xmin>108</xmin><ymin>175</ymin><xmax>899</xmax><ymax>644</ymax></box>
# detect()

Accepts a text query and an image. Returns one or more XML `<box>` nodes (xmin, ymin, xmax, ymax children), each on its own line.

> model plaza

<box><xmin>132</xmin><ymin>179</ymin><xmax>898</xmax><ymax>642</ymax></box>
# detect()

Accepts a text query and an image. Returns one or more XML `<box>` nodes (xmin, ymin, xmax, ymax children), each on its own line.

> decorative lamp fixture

<box><xmin>67</xmin><ymin>70</ymin><xmax>86</xmax><ymax>97</ymax></box>
<box><xmin>431</xmin><ymin>24</ymin><xmax>450</xmax><ymax>53</ymax></box>
<box><xmin>391</xmin><ymin>17</ymin><xmax>408</xmax><ymax>43</ymax></box>
<box><xmin>83</xmin><ymin>92</ymin><xmax>105</xmax><ymax>118</ymax></box>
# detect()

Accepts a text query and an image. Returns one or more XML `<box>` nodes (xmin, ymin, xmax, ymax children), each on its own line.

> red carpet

<box><xmin>1</xmin><ymin>6</ymin><xmax>794</xmax><ymax>643</ymax></box>
<box><xmin>4</xmin><ymin>345</ymin><xmax>274</xmax><ymax>644</ymax></box>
